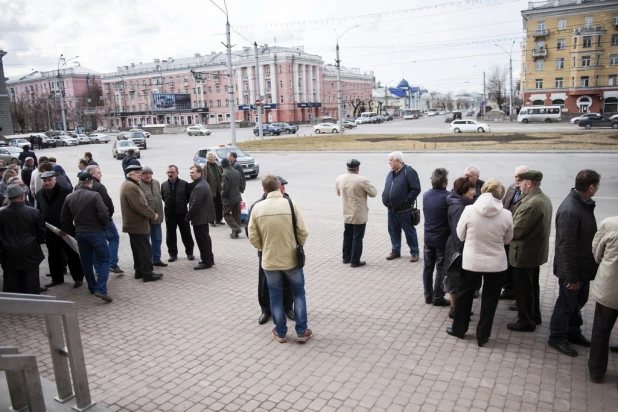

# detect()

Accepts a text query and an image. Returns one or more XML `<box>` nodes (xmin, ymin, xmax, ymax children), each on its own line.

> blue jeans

<box><xmin>94</xmin><ymin>221</ymin><xmax>120</xmax><ymax>271</ymax></box>
<box><xmin>423</xmin><ymin>245</ymin><xmax>446</xmax><ymax>300</ymax></box>
<box><xmin>549</xmin><ymin>278</ymin><xmax>589</xmax><ymax>343</ymax></box>
<box><xmin>264</xmin><ymin>268</ymin><xmax>308</xmax><ymax>338</ymax></box>
<box><xmin>387</xmin><ymin>209</ymin><xmax>419</xmax><ymax>255</ymax></box>
<box><xmin>147</xmin><ymin>223</ymin><xmax>163</xmax><ymax>263</ymax></box>
<box><xmin>76</xmin><ymin>231</ymin><xmax>110</xmax><ymax>294</ymax></box>
<box><xmin>342</xmin><ymin>223</ymin><xmax>366</xmax><ymax>264</ymax></box>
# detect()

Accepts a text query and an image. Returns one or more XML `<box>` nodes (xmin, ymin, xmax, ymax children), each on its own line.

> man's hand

<box><xmin>153</xmin><ymin>213</ymin><xmax>158</xmax><ymax>221</ymax></box>
<box><xmin>59</xmin><ymin>231</ymin><xmax>67</xmax><ymax>237</ymax></box>
<box><xmin>565</xmin><ymin>281</ymin><xmax>581</xmax><ymax>291</ymax></box>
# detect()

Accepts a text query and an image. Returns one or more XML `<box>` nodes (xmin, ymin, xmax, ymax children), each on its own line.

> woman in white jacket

<box><xmin>446</xmin><ymin>179</ymin><xmax>514</xmax><ymax>347</ymax></box>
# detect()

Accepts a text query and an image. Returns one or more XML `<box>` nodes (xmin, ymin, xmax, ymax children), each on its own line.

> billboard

<box><xmin>152</xmin><ymin>93</ymin><xmax>191</xmax><ymax>111</ymax></box>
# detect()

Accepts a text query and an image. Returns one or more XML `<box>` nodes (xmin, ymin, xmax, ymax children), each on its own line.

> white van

<box><xmin>518</xmin><ymin>106</ymin><xmax>562</xmax><ymax>123</ymax></box>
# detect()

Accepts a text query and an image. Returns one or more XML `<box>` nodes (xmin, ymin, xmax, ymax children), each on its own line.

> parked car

<box><xmin>8</xmin><ymin>138</ymin><xmax>31</xmax><ymax>149</ymax></box>
<box><xmin>0</xmin><ymin>140</ymin><xmax>7</xmax><ymax>147</ymax></box>
<box><xmin>88</xmin><ymin>133</ymin><xmax>110</xmax><ymax>143</ymax></box>
<box><xmin>76</xmin><ymin>134</ymin><xmax>92</xmax><ymax>144</ymax></box>
<box><xmin>27</xmin><ymin>133</ymin><xmax>56</xmax><ymax>148</ymax></box>
<box><xmin>314</xmin><ymin>123</ymin><xmax>342</xmax><ymax>134</ymax></box>
<box><xmin>96</xmin><ymin>126</ymin><xmax>109</xmax><ymax>132</ymax></box>
<box><xmin>0</xmin><ymin>146</ymin><xmax>22</xmax><ymax>165</ymax></box>
<box><xmin>578</xmin><ymin>116</ymin><xmax>618</xmax><ymax>129</ymax></box>
<box><xmin>270</xmin><ymin>122</ymin><xmax>298</xmax><ymax>134</ymax></box>
<box><xmin>342</xmin><ymin>121</ymin><xmax>357</xmax><ymax>129</ymax></box>
<box><xmin>427</xmin><ymin>111</ymin><xmax>438</xmax><ymax>116</ymax></box>
<box><xmin>253</xmin><ymin>124</ymin><xmax>282</xmax><ymax>136</ymax></box>
<box><xmin>384</xmin><ymin>114</ymin><xmax>393</xmax><ymax>121</ymax></box>
<box><xmin>570</xmin><ymin>113</ymin><xmax>602</xmax><ymax>124</ymax></box>
<box><xmin>450</xmin><ymin>120</ymin><xmax>491</xmax><ymax>133</ymax></box>
<box><xmin>193</xmin><ymin>145</ymin><xmax>259</xmax><ymax>178</ymax></box>
<box><xmin>129</xmin><ymin>128</ymin><xmax>150</xmax><ymax>138</ymax></box>
<box><xmin>41</xmin><ymin>137</ymin><xmax>57</xmax><ymax>148</ymax></box>
<box><xmin>128</xmin><ymin>131</ymin><xmax>147</xmax><ymax>149</ymax></box>
<box><xmin>112</xmin><ymin>140</ymin><xmax>140</xmax><ymax>159</ymax></box>
<box><xmin>186</xmin><ymin>125</ymin><xmax>212</xmax><ymax>136</ymax></box>
<box><xmin>59</xmin><ymin>136</ymin><xmax>78</xmax><ymax>146</ymax></box>
<box><xmin>610</xmin><ymin>114</ymin><xmax>618</xmax><ymax>121</ymax></box>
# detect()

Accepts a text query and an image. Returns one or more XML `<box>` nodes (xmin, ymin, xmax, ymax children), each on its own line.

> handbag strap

<box><xmin>287</xmin><ymin>197</ymin><xmax>299</xmax><ymax>245</ymax></box>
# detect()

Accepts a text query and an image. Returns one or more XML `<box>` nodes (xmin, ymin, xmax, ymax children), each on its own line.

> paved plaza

<box><xmin>1</xmin><ymin>135</ymin><xmax>618</xmax><ymax>411</ymax></box>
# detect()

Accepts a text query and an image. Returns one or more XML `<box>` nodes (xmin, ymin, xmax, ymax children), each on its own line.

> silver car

<box><xmin>112</xmin><ymin>140</ymin><xmax>141</xmax><ymax>159</ymax></box>
<box><xmin>0</xmin><ymin>146</ymin><xmax>22</xmax><ymax>165</ymax></box>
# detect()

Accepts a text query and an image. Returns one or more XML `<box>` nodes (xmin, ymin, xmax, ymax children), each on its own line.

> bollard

<box><xmin>424</xmin><ymin>143</ymin><xmax>426</xmax><ymax>149</ymax></box>
<box><xmin>434</xmin><ymin>143</ymin><xmax>437</xmax><ymax>149</ymax></box>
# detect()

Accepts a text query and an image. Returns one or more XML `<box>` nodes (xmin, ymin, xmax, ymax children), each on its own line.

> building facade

<box><xmin>322</xmin><ymin>65</ymin><xmax>374</xmax><ymax>118</ymax></box>
<box><xmin>521</xmin><ymin>0</ymin><xmax>618</xmax><ymax>114</ymax></box>
<box><xmin>0</xmin><ymin>50</ymin><xmax>13</xmax><ymax>135</ymax></box>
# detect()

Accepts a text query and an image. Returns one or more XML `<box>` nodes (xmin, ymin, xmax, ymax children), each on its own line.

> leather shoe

<box><xmin>409</xmin><ymin>255</ymin><xmax>419</xmax><ymax>262</ymax></box>
<box><xmin>343</xmin><ymin>260</ymin><xmax>350</xmax><ymax>264</ymax></box>
<box><xmin>194</xmin><ymin>262</ymin><xmax>212</xmax><ymax>270</ymax></box>
<box><xmin>258</xmin><ymin>312</ymin><xmax>270</xmax><ymax>324</ymax></box>
<box><xmin>168</xmin><ymin>256</ymin><xmax>177</xmax><ymax>262</ymax></box>
<box><xmin>425</xmin><ymin>297</ymin><xmax>433</xmax><ymax>304</ymax></box>
<box><xmin>143</xmin><ymin>273</ymin><xmax>163</xmax><ymax>282</ymax></box>
<box><xmin>568</xmin><ymin>334</ymin><xmax>591</xmax><ymax>347</ymax></box>
<box><xmin>386</xmin><ymin>252</ymin><xmax>400</xmax><ymax>260</ymax></box>
<box><xmin>73</xmin><ymin>281</ymin><xmax>83</xmax><ymax>289</ymax></box>
<box><xmin>285</xmin><ymin>309</ymin><xmax>295</xmax><ymax>320</ymax></box>
<box><xmin>610</xmin><ymin>344</ymin><xmax>618</xmax><ymax>353</ymax></box>
<box><xmin>548</xmin><ymin>340</ymin><xmax>578</xmax><ymax>357</ymax></box>
<box><xmin>210</xmin><ymin>222</ymin><xmax>217</xmax><ymax>228</ymax></box>
<box><xmin>134</xmin><ymin>272</ymin><xmax>143</xmax><ymax>279</ymax></box>
<box><xmin>590</xmin><ymin>375</ymin><xmax>603</xmax><ymax>384</ymax></box>
<box><xmin>187</xmin><ymin>255</ymin><xmax>195</xmax><ymax>261</ymax></box>
<box><xmin>478</xmin><ymin>338</ymin><xmax>489</xmax><ymax>347</ymax></box>
<box><xmin>509</xmin><ymin>302</ymin><xmax>517</xmax><ymax>311</ymax></box>
<box><xmin>39</xmin><ymin>286</ymin><xmax>48</xmax><ymax>292</ymax></box>
<box><xmin>350</xmin><ymin>261</ymin><xmax>366</xmax><ymax>268</ymax></box>
<box><xmin>507</xmin><ymin>322</ymin><xmax>536</xmax><ymax>332</ymax></box>
<box><xmin>433</xmin><ymin>298</ymin><xmax>451</xmax><ymax>307</ymax></box>
<box><xmin>500</xmin><ymin>290</ymin><xmax>515</xmax><ymax>300</ymax></box>
<box><xmin>44</xmin><ymin>281</ymin><xmax>63</xmax><ymax>288</ymax></box>
<box><xmin>446</xmin><ymin>327</ymin><xmax>464</xmax><ymax>339</ymax></box>
<box><xmin>473</xmin><ymin>290</ymin><xmax>480</xmax><ymax>298</ymax></box>
<box><xmin>153</xmin><ymin>261</ymin><xmax>168</xmax><ymax>267</ymax></box>
<box><xmin>216</xmin><ymin>221</ymin><xmax>225</xmax><ymax>225</ymax></box>
<box><xmin>535</xmin><ymin>319</ymin><xmax>543</xmax><ymax>325</ymax></box>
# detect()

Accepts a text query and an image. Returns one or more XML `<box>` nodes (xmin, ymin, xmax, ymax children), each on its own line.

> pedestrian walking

<box><xmin>139</xmin><ymin>166</ymin><xmax>167</xmax><ymax>267</ymax></box>
<box><xmin>335</xmin><ymin>159</ymin><xmax>377</xmax><ymax>268</ymax></box>
<box><xmin>205</xmin><ymin>151</ymin><xmax>224</xmax><ymax>226</ymax></box>
<box><xmin>18</xmin><ymin>145</ymin><xmax>38</xmax><ymax>168</ymax></box>
<box><xmin>161</xmin><ymin>165</ymin><xmax>195</xmax><ymax>262</ymax></box>
<box><xmin>220</xmin><ymin>158</ymin><xmax>242</xmax><ymax>239</ymax></box>
<box><xmin>186</xmin><ymin>165</ymin><xmax>216</xmax><ymax>270</ymax></box>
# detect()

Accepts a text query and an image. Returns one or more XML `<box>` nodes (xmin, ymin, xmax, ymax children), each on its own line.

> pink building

<box><xmin>322</xmin><ymin>65</ymin><xmax>375</xmax><ymax>118</ymax></box>
<box><xmin>100</xmin><ymin>45</ymin><xmax>374</xmax><ymax>129</ymax></box>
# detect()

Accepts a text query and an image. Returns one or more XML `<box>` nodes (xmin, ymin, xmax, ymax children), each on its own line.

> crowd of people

<box><xmin>0</xmin><ymin>148</ymin><xmax>617</xmax><ymax>377</ymax></box>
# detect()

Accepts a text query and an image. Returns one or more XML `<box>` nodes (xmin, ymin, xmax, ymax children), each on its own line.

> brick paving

<box><xmin>2</xmin><ymin>205</ymin><xmax>618</xmax><ymax>411</ymax></box>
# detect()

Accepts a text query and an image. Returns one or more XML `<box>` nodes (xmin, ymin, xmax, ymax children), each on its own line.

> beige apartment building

<box><xmin>521</xmin><ymin>0</ymin><xmax>618</xmax><ymax>114</ymax></box>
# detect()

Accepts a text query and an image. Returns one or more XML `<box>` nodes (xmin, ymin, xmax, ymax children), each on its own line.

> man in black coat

<box><xmin>186</xmin><ymin>165</ymin><xmax>216</xmax><ymax>270</ymax></box>
<box><xmin>0</xmin><ymin>184</ymin><xmax>46</xmax><ymax>294</ymax></box>
<box><xmin>464</xmin><ymin>165</ymin><xmax>485</xmax><ymax>201</ymax></box>
<box><xmin>36</xmin><ymin>171</ymin><xmax>85</xmax><ymax>288</ymax></box>
<box><xmin>220</xmin><ymin>158</ymin><xmax>243</xmax><ymax>239</ymax></box>
<box><xmin>161</xmin><ymin>165</ymin><xmax>195</xmax><ymax>262</ymax></box>
<box><xmin>548</xmin><ymin>170</ymin><xmax>601</xmax><ymax>357</ymax></box>
<box><xmin>227</xmin><ymin>151</ymin><xmax>246</xmax><ymax>194</ymax></box>
<box><xmin>121</xmin><ymin>149</ymin><xmax>141</xmax><ymax>174</ymax></box>
<box><xmin>18</xmin><ymin>145</ymin><xmax>38</xmax><ymax>168</ymax></box>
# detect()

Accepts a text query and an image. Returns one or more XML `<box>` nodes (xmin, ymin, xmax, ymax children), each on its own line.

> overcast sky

<box><xmin>0</xmin><ymin>0</ymin><xmax>526</xmax><ymax>94</ymax></box>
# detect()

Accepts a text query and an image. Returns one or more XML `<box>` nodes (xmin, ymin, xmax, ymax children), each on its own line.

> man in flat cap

<box><xmin>0</xmin><ymin>184</ymin><xmax>46</xmax><ymax>294</ymax></box>
<box><xmin>36</xmin><ymin>171</ymin><xmax>84</xmax><ymax>289</ymax></box>
<box><xmin>139</xmin><ymin>166</ymin><xmax>166</xmax><ymax>267</ymax></box>
<box><xmin>335</xmin><ymin>159</ymin><xmax>377</xmax><ymax>268</ymax></box>
<box><xmin>120</xmin><ymin>164</ymin><xmax>163</xmax><ymax>282</ymax></box>
<box><xmin>61</xmin><ymin>173</ymin><xmax>111</xmax><ymax>302</ymax></box>
<box><xmin>507</xmin><ymin>170</ymin><xmax>553</xmax><ymax>332</ymax></box>
<box><xmin>549</xmin><ymin>170</ymin><xmax>601</xmax><ymax>357</ymax></box>
<box><xmin>220</xmin><ymin>158</ymin><xmax>243</xmax><ymax>239</ymax></box>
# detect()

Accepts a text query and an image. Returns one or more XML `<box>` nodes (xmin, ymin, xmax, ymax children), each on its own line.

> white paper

<box><xmin>45</xmin><ymin>223</ymin><xmax>80</xmax><ymax>255</ymax></box>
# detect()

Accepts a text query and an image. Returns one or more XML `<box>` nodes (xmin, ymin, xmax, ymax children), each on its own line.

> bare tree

<box><xmin>487</xmin><ymin>65</ymin><xmax>508</xmax><ymax>109</ymax></box>
<box><xmin>10</xmin><ymin>97</ymin><xmax>28</xmax><ymax>132</ymax></box>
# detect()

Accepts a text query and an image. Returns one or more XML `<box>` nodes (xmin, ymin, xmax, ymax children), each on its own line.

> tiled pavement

<box><xmin>2</xmin><ymin>204</ymin><xmax>617</xmax><ymax>412</ymax></box>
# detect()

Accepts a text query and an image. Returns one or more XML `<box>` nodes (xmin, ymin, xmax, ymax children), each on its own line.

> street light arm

<box><xmin>337</xmin><ymin>25</ymin><xmax>360</xmax><ymax>41</ymax></box>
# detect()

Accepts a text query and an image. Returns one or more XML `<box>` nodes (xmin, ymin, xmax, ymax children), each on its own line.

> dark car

<box><xmin>270</xmin><ymin>122</ymin><xmax>298</xmax><ymax>134</ymax></box>
<box><xmin>253</xmin><ymin>124</ymin><xmax>282</xmax><ymax>136</ymax></box>
<box><xmin>128</xmin><ymin>131</ymin><xmax>147</xmax><ymax>149</ymax></box>
<box><xmin>384</xmin><ymin>114</ymin><xmax>393</xmax><ymax>121</ymax></box>
<box><xmin>578</xmin><ymin>116</ymin><xmax>618</xmax><ymax>129</ymax></box>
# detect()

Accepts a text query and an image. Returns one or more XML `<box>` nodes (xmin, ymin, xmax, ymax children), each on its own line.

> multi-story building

<box><xmin>322</xmin><ymin>65</ymin><xmax>374</xmax><ymax>118</ymax></box>
<box><xmin>0</xmin><ymin>50</ymin><xmax>14</xmax><ymax>135</ymax></box>
<box><xmin>100</xmin><ymin>45</ymin><xmax>373</xmax><ymax>129</ymax></box>
<box><xmin>521</xmin><ymin>0</ymin><xmax>618</xmax><ymax>114</ymax></box>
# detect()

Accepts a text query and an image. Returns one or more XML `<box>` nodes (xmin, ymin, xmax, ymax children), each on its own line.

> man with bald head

<box><xmin>464</xmin><ymin>165</ymin><xmax>485</xmax><ymax>201</ymax></box>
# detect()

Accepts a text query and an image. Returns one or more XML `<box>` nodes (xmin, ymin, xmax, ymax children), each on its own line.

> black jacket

<box><xmin>221</xmin><ymin>167</ymin><xmax>242</xmax><ymax>205</ymax></box>
<box><xmin>230</xmin><ymin>160</ymin><xmax>246</xmax><ymax>193</ymax></box>
<box><xmin>553</xmin><ymin>189</ymin><xmax>599</xmax><ymax>283</ymax></box>
<box><xmin>186</xmin><ymin>178</ymin><xmax>215</xmax><ymax>225</ymax></box>
<box><xmin>422</xmin><ymin>188</ymin><xmax>450</xmax><ymax>247</ymax></box>
<box><xmin>93</xmin><ymin>180</ymin><xmax>114</xmax><ymax>218</ymax></box>
<box><xmin>161</xmin><ymin>178</ymin><xmax>190</xmax><ymax>215</ymax></box>
<box><xmin>21</xmin><ymin>165</ymin><xmax>35</xmax><ymax>188</ymax></box>
<box><xmin>381</xmin><ymin>164</ymin><xmax>421</xmax><ymax>212</ymax></box>
<box><xmin>35</xmin><ymin>183</ymin><xmax>73</xmax><ymax>228</ymax></box>
<box><xmin>18</xmin><ymin>150</ymin><xmax>38</xmax><ymax>167</ymax></box>
<box><xmin>444</xmin><ymin>190</ymin><xmax>474</xmax><ymax>267</ymax></box>
<box><xmin>121</xmin><ymin>155</ymin><xmax>141</xmax><ymax>174</ymax></box>
<box><xmin>61</xmin><ymin>186</ymin><xmax>109</xmax><ymax>234</ymax></box>
<box><xmin>0</xmin><ymin>202</ymin><xmax>46</xmax><ymax>270</ymax></box>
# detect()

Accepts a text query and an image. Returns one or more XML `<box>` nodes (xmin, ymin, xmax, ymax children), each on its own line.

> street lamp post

<box><xmin>335</xmin><ymin>25</ymin><xmax>359</xmax><ymax>135</ymax></box>
<box><xmin>495</xmin><ymin>41</ymin><xmax>515</xmax><ymax>121</ymax></box>
<box><xmin>57</xmin><ymin>54</ymin><xmax>79</xmax><ymax>132</ymax></box>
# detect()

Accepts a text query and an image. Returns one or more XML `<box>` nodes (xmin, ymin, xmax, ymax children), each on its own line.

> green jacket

<box><xmin>508</xmin><ymin>188</ymin><xmax>553</xmax><ymax>268</ymax></box>
<box><xmin>139</xmin><ymin>178</ymin><xmax>164</xmax><ymax>224</ymax></box>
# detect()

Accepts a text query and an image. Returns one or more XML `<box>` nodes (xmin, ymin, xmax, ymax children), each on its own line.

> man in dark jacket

<box><xmin>121</xmin><ymin>149</ymin><xmax>141</xmax><ymax>174</ymax></box>
<box><xmin>61</xmin><ymin>173</ymin><xmax>112</xmax><ymax>302</ymax></box>
<box><xmin>186</xmin><ymin>165</ymin><xmax>216</xmax><ymax>270</ymax></box>
<box><xmin>548</xmin><ymin>169</ymin><xmax>601</xmax><ymax>357</ymax></box>
<box><xmin>18</xmin><ymin>145</ymin><xmax>38</xmax><ymax>168</ymax></box>
<box><xmin>464</xmin><ymin>165</ymin><xmax>485</xmax><ymax>201</ymax></box>
<box><xmin>422</xmin><ymin>168</ymin><xmax>450</xmax><ymax>306</ymax></box>
<box><xmin>84</xmin><ymin>152</ymin><xmax>98</xmax><ymax>166</ymax></box>
<box><xmin>36</xmin><ymin>171</ymin><xmax>84</xmax><ymax>288</ymax></box>
<box><xmin>382</xmin><ymin>151</ymin><xmax>421</xmax><ymax>262</ymax></box>
<box><xmin>21</xmin><ymin>157</ymin><xmax>36</xmax><ymax>204</ymax></box>
<box><xmin>227</xmin><ymin>151</ymin><xmax>246</xmax><ymax>193</ymax></box>
<box><xmin>161</xmin><ymin>165</ymin><xmax>195</xmax><ymax>262</ymax></box>
<box><xmin>48</xmin><ymin>157</ymin><xmax>72</xmax><ymax>189</ymax></box>
<box><xmin>0</xmin><ymin>184</ymin><xmax>46</xmax><ymax>294</ymax></box>
<box><xmin>221</xmin><ymin>158</ymin><xmax>242</xmax><ymax>239</ymax></box>
<box><xmin>205</xmin><ymin>152</ymin><xmax>224</xmax><ymax>225</ymax></box>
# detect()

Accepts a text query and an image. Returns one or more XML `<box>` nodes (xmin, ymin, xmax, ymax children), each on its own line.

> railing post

<box><xmin>45</xmin><ymin>314</ymin><xmax>75</xmax><ymax>402</ymax></box>
<box><xmin>63</xmin><ymin>310</ymin><xmax>95</xmax><ymax>411</ymax></box>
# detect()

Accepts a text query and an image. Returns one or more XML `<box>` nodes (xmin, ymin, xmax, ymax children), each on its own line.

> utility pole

<box><xmin>482</xmin><ymin>71</ymin><xmax>486</xmax><ymax>117</ymax></box>
<box><xmin>508</xmin><ymin>56</ymin><xmax>513</xmax><ymax>121</ymax></box>
<box><xmin>254</xmin><ymin>42</ymin><xmax>264</xmax><ymax>140</ymax></box>
<box><xmin>224</xmin><ymin>19</ymin><xmax>236</xmax><ymax>145</ymax></box>
<box><xmin>384</xmin><ymin>85</ymin><xmax>388</xmax><ymax>115</ymax></box>
<box><xmin>336</xmin><ymin>43</ymin><xmax>343</xmax><ymax>134</ymax></box>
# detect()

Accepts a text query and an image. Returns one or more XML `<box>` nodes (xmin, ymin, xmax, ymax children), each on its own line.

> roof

<box><xmin>7</xmin><ymin>66</ymin><xmax>100</xmax><ymax>84</ymax></box>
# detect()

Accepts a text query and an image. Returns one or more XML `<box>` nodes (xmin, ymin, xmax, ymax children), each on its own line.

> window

<box><xmin>571</xmin><ymin>77</ymin><xmax>575</xmax><ymax>87</ymax></box>
<box><xmin>537</xmin><ymin>21</ymin><xmax>545</xmax><ymax>30</ymax></box>
<box><xmin>573</xmin><ymin>37</ymin><xmax>577</xmax><ymax>49</ymax></box>
<box><xmin>289</xmin><ymin>80</ymin><xmax>292</xmax><ymax>88</ymax></box>
<box><xmin>265</xmin><ymin>66</ymin><xmax>270</xmax><ymax>75</ymax></box>
<box><xmin>583</xmin><ymin>36</ymin><xmax>592</xmax><ymax>48</ymax></box>
<box><xmin>224</xmin><ymin>86</ymin><xmax>228</xmax><ymax>93</ymax></box>
<box><xmin>289</xmin><ymin>95</ymin><xmax>293</xmax><ymax>103</ymax></box>
<box><xmin>582</xmin><ymin>56</ymin><xmax>591</xmax><ymax>67</ymax></box>
<box><xmin>556</xmin><ymin>58</ymin><xmax>564</xmax><ymax>69</ymax></box>
<box><xmin>225</xmin><ymin>99</ymin><xmax>229</xmax><ymax>106</ymax></box>
<box><xmin>584</xmin><ymin>16</ymin><xmax>593</xmax><ymax>28</ymax></box>
<box><xmin>536</xmin><ymin>41</ymin><xmax>544</xmax><ymax>49</ymax></box>
<box><xmin>612</xmin><ymin>35</ymin><xmax>618</xmax><ymax>46</ymax></box>
<box><xmin>208</xmin><ymin>100</ymin><xmax>213</xmax><ymax>107</ymax></box>
<box><xmin>572</xmin><ymin>57</ymin><xmax>576</xmax><ymax>67</ymax></box>
<box><xmin>557</xmin><ymin>39</ymin><xmax>565</xmax><ymax>50</ymax></box>
<box><xmin>555</xmin><ymin>78</ymin><xmax>563</xmax><ymax>88</ymax></box>
<box><xmin>208</xmin><ymin>86</ymin><xmax>212</xmax><ymax>93</ymax></box>
<box><xmin>176</xmin><ymin>76</ymin><xmax>180</xmax><ymax>83</ymax></box>
<box><xmin>536</xmin><ymin>60</ymin><xmax>544</xmax><ymax>71</ymax></box>
<box><xmin>595</xmin><ymin>75</ymin><xmax>600</xmax><ymax>86</ymax></box>
<box><xmin>280</xmin><ymin>80</ymin><xmax>283</xmax><ymax>88</ymax></box>
<box><xmin>535</xmin><ymin>79</ymin><xmax>543</xmax><ymax>89</ymax></box>
<box><xmin>614</xmin><ymin>14</ymin><xmax>618</xmax><ymax>26</ymax></box>
<box><xmin>581</xmin><ymin>76</ymin><xmax>589</xmax><ymax>87</ymax></box>
<box><xmin>215</xmin><ymin>86</ymin><xmax>220</xmax><ymax>93</ymax></box>
<box><xmin>192</xmin><ymin>88</ymin><xmax>196</xmax><ymax>95</ymax></box>
<box><xmin>280</xmin><ymin>95</ymin><xmax>284</xmax><ymax>103</ymax></box>
<box><xmin>610</xmin><ymin>75</ymin><xmax>617</xmax><ymax>86</ymax></box>
<box><xmin>216</xmin><ymin>100</ymin><xmax>221</xmax><ymax>107</ymax></box>
<box><xmin>558</xmin><ymin>19</ymin><xmax>566</xmax><ymax>30</ymax></box>
<box><xmin>279</xmin><ymin>65</ymin><xmax>282</xmax><ymax>73</ymax></box>
<box><xmin>611</xmin><ymin>54</ymin><xmax>618</xmax><ymax>65</ymax></box>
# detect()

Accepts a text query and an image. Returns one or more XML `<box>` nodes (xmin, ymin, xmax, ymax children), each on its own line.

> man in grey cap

<box><xmin>61</xmin><ymin>172</ymin><xmax>112</xmax><ymax>302</ymax></box>
<box><xmin>0</xmin><ymin>184</ymin><xmax>46</xmax><ymax>294</ymax></box>
<box><xmin>220</xmin><ymin>158</ymin><xmax>242</xmax><ymax>239</ymax></box>
<box><xmin>139</xmin><ymin>166</ymin><xmax>167</xmax><ymax>267</ymax></box>
<box><xmin>335</xmin><ymin>159</ymin><xmax>377</xmax><ymax>267</ymax></box>
<box><xmin>507</xmin><ymin>170</ymin><xmax>553</xmax><ymax>332</ymax></box>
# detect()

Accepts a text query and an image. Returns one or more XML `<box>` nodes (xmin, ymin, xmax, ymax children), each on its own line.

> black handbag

<box><xmin>411</xmin><ymin>199</ymin><xmax>421</xmax><ymax>226</ymax></box>
<box><xmin>287</xmin><ymin>198</ymin><xmax>305</xmax><ymax>269</ymax></box>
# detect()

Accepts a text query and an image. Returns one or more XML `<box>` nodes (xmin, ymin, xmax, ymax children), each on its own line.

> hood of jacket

<box><xmin>473</xmin><ymin>193</ymin><xmax>503</xmax><ymax>217</ymax></box>
<box><xmin>446</xmin><ymin>190</ymin><xmax>474</xmax><ymax>209</ymax></box>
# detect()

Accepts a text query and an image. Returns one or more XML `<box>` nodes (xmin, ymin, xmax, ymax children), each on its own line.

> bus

<box><xmin>402</xmin><ymin>109</ymin><xmax>421</xmax><ymax>120</ymax></box>
<box><xmin>517</xmin><ymin>105</ymin><xmax>562</xmax><ymax>123</ymax></box>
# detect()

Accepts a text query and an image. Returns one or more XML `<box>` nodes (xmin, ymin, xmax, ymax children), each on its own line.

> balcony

<box><xmin>264</xmin><ymin>72</ymin><xmax>271</xmax><ymax>79</ymax></box>
<box><xmin>243</xmin><ymin>90</ymin><xmax>250</xmax><ymax>95</ymax></box>
<box><xmin>214</xmin><ymin>77</ymin><xmax>220</xmax><ymax>83</ymax></box>
<box><xmin>532</xmin><ymin>48</ymin><xmax>547</xmax><ymax>57</ymax></box>
<box><xmin>533</xmin><ymin>29</ymin><xmax>548</xmax><ymax>38</ymax></box>
<box><xmin>141</xmin><ymin>86</ymin><xmax>146</xmax><ymax>90</ymax></box>
<box><xmin>183</xmin><ymin>81</ymin><xmax>189</xmax><ymax>86</ymax></box>
<box><xmin>242</xmin><ymin>74</ymin><xmax>248</xmax><ymax>80</ymax></box>
<box><xmin>573</xmin><ymin>26</ymin><xmax>606</xmax><ymax>36</ymax></box>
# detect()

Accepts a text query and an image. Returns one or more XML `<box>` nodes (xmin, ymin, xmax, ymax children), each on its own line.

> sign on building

<box><xmin>152</xmin><ymin>93</ymin><xmax>191</xmax><ymax>111</ymax></box>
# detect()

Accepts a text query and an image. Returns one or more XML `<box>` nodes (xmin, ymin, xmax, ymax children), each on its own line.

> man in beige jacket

<box><xmin>335</xmin><ymin>159</ymin><xmax>377</xmax><ymax>268</ymax></box>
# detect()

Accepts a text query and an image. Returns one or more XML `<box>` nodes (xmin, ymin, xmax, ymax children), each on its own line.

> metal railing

<box><xmin>0</xmin><ymin>292</ymin><xmax>96</xmax><ymax>411</ymax></box>
<box><xmin>1</xmin><ymin>345</ymin><xmax>46</xmax><ymax>412</ymax></box>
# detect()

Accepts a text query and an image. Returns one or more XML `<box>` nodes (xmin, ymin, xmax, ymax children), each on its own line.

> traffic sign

<box><xmin>255</xmin><ymin>100</ymin><xmax>261</xmax><ymax>107</ymax></box>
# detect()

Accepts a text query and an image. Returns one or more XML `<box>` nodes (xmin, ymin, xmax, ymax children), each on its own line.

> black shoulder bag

<box><xmin>287</xmin><ymin>198</ymin><xmax>305</xmax><ymax>269</ymax></box>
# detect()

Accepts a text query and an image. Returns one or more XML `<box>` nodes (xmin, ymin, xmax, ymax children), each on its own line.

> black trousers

<box><xmin>549</xmin><ymin>278</ymin><xmax>589</xmax><ymax>343</ymax></box>
<box><xmin>589</xmin><ymin>302</ymin><xmax>618</xmax><ymax>378</ymax></box>
<box><xmin>223</xmin><ymin>203</ymin><xmax>241</xmax><ymax>232</ymax></box>
<box><xmin>193</xmin><ymin>224</ymin><xmax>214</xmax><ymax>265</ymax></box>
<box><xmin>129</xmin><ymin>233</ymin><xmax>154</xmax><ymax>275</ymax></box>
<box><xmin>213</xmin><ymin>193</ymin><xmax>223</xmax><ymax>222</ymax></box>
<box><xmin>502</xmin><ymin>245</ymin><xmax>514</xmax><ymax>292</ymax></box>
<box><xmin>2</xmin><ymin>266</ymin><xmax>40</xmax><ymax>294</ymax></box>
<box><xmin>513</xmin><ymin>266</ymin><xmax>542</xmax><ymax>327</ymax></box>
<box><xmin>452</xmin><ymin>269</ymin><xmax>505</xmax><ymax>342</ymax></box>
<box><xmin>422</xmin><ymin>245</ymin><xmax>446</xmax><ymax>300</ymax></box>
<box><xmin>46</xmin><ymin>231</ymin><xmax>83</xmax><ymax>283</ymax></box>
<box><xmin>165</xmin><ymin>213</ymin><xmax>194</xmax><ymax>257</ymax></box>
<box><xmin>258</xmin><ymin>254</ymin><xmax>292</xmax><ymax>313</ymax></box>
<box><xmin>342</xmin><ymin>223</ymin><xmax>366</xmax><ymax>265</ymax></box>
